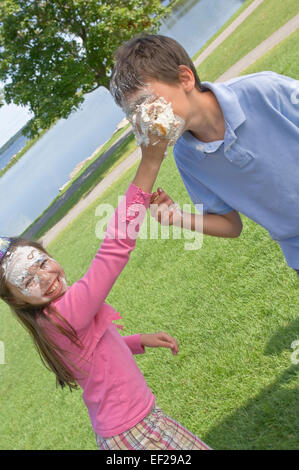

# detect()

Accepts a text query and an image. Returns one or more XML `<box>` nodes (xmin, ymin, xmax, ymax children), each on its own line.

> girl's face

<box><xmin>3</xmin><ymin>246</ymin><xmax>67</xmax><ymax>306</ymax></box>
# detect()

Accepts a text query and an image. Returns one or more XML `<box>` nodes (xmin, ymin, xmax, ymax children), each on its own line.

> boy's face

<box><xmin>121</xmin><ymin>80</ymin><xmax>191</xmax><ymax>150</ymax></box>
<box><xmin>144</xmin><ymin>80</ymin><xmax>191</xmax><ymax>122</ymax></box>
<box><xmin>123</xmin><ymin>79</ymin><xmax>191</xmax><ymax>137</ymax></box>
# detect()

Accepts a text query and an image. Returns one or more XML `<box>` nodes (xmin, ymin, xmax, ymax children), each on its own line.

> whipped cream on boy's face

<box><xmin>3</xmin><ymin>246</ymin><xmax>67</xmax><ymax>305</ymax></box>
<box><xmin>123</xmin><ymin>84</ymin><xmax>186</xmax><ymax>149</ymax></box>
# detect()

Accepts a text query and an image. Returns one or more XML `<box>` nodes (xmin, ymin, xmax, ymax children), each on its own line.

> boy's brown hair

<box><xmin>110</xmin><ymin>34</ymin><xmax>203</xmax><ymax>106</ymax></box>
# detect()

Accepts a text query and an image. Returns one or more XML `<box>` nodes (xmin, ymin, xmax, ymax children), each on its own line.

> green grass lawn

<box><xmin>1</xmin><ymin>0</ymin><xmax>299</xmax><ymax>451</ymax></box>
<box><xmin>197</xmin><ymin>0</ymin><xmax>299</xmax><ymax>81</ymax></box>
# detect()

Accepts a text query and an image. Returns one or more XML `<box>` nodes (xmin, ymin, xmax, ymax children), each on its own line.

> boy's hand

<box><xmin>150</xmin><ymin>187</ymin><xmax>174</xmax><ymax>206</ymax></box>
<box><xmin>150</xmin><ymin>188</ymin><xmax>182</xmax><ymax>226</ymax></box>
<box><xmin>140</xmin><ymin>332</ymin><xmax>179</xmax><ymax>355</ymax></box>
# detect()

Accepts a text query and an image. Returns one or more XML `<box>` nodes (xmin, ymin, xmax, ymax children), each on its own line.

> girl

<box><xmin>0</xmin><ymin>138</ymin><xmax>210</xmax><ymax>450</ymax></box>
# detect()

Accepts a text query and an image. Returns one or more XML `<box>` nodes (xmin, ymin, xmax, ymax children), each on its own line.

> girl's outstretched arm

<box><xmin>133</xmin><ymin>138</ymin><xmax>168</xmax><ymax>194</ymax></box>
<box><xmin>52</xmin><ymin>139</ymin><xmax>169</xmax><ymax>331</ymax></box>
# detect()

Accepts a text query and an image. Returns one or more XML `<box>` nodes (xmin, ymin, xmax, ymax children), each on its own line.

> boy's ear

<box><xmin>178</xmin><ymin>65</ymin><xmax>195</xmax><ymax>92</ymax></box>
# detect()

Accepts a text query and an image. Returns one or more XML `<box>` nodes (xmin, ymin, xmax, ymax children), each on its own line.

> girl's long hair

<box><xmin>0</xmin><ymin>238</ymin><xmax>83</xmax><ymax>391</ymax></box>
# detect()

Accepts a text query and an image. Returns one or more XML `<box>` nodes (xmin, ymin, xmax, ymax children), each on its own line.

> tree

<box><xmin>0</xmin><ymin>0</ymin><xmax>170</xmax><ymax>136</ymax></box>
<box><xmin>0</xmin><ymin>87</ymin><xmax>4</xmax><ymax>106</ymax></box>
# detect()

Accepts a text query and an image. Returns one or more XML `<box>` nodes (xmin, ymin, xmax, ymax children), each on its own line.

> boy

<box><xmin>110</xmin><ymin>34</ymin><xmax>299</xmax><ymax>276</ymax></box>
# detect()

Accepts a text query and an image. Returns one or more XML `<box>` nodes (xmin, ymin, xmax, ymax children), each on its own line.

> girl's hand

<box><xmin>140</xmin><ymin>332</ymin><xmax>179</xmax><ymax>355</ymax></box>
<box><xmin>131</xmin><ymin>98</ymin><xmax>170</xmax><ymax>162</ymax></box>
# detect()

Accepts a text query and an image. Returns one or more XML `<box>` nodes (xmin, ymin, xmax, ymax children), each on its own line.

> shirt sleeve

<box><xmin>123</xmin><ymin>334</ymin><xmax>145</xmax><ymax>355</ymax></box>
<box><xmin>53</xmin><ymin>183</ymin><xmax>152</xmax><ymax>331</ymax></box>
<box><xmin>176</xmin><ymin>163</ymin><xmax>234</xmax><ymax>215</ymax></box>
<box><xmin>274</xmin><ymin>73</ymin><xmax>299</xmax><ymax>128</ymax></box>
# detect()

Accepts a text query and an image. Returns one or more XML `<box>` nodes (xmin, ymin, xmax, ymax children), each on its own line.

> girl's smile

<box><xmin>43</xmin><ymin>276</ymin><xmax>65</xmax><ymax>299</ymax></box>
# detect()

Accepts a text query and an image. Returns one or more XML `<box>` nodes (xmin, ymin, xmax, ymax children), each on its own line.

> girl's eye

<box><xmin>40</xmin><ymin>260</ymin><xmax>48</xmax><ymax>269</ymax></box>
<box><xmin>25</xmin><ymin>278</ymin><xmax>34</xmax><ymax>288</ymax></box>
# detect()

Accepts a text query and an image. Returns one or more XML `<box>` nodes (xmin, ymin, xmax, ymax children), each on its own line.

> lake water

<box><xmin>0</xmin><ymin>134</ymin><xmax>28</xmax><ymax>171</ymax></box>
<box><xmin>0</xmin><ymin>0</ymin><xmax>245</xmax><ymax>236</ymax></box>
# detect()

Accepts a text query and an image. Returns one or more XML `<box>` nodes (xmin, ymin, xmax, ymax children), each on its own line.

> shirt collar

<box><xmin>202</xmin><ymin>81</ymin><xmax>246</xmax><ymax>132</ymax></box>
<box><xmin>180</xmin><ymin>81</ymin><xmax>246</xmax><ymax>154</ymax></box>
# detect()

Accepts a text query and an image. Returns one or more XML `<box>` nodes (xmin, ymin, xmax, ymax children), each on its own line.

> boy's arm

<box><xmin>151</xmin><ymin>188</ymin><xmax>242</xmax><ymax>238</ymax></box>
<box><xmin>194</xmin><ymin>210</ymin><xmax>242</xmax><ymax>238</ymax></box>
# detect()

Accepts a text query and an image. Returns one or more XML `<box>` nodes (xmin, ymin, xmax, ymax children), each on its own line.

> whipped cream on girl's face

<box><xmin>124</xmin><ymin>91</ymin><xmax>185</xmax><ymax>151</ymax></box>
<box><xmin>3</xmin><ymin>246</ymin><xmax>67</xmax><ymax>305</ymax></box>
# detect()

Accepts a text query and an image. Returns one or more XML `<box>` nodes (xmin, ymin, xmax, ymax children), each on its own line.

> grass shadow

<box><xmin>202</xmin><ymin>322</ymin><xmax>299</xmax><ymax>450</ymax></box>
<box><xmin>264</xmin><ymin>319</ymin><xmax>299</xmax><ymax>357</ymax></box>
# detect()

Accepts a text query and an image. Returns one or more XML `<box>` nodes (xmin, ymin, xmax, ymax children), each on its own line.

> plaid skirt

<box><xmin>95</xmin><ymin>403</ymin><xmax>211</xmax><ymax>450</ymax></box>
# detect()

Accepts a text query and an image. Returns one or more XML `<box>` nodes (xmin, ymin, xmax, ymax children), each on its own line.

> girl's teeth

<box><xmin>47</xmin><ymin>280</ymin><xmax>59</xmax><ymax>295</ymax></box>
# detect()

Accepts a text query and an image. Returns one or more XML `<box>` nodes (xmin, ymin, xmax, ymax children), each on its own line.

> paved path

<box><xmin>217</xmin><ymin>13</ymin><xmax>299</xmax><ymax>82</ymax></box>
<box><xmin>40</xmin><ymin>6</ymin><xmax>298</xmax><ymax>248</ymax></box>
<box><xmin>193</xmin><ymin>0</ymin><xmax>264</xmax><ymax>68</ymax></box>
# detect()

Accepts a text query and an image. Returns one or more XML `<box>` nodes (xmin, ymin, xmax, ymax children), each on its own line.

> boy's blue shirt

<box><xmin>173</xmin><ymin>72</ymin><xmax>299</xmax><ymax>269</ymax></box>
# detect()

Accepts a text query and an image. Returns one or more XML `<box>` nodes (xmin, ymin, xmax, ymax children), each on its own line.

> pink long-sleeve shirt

<box><xmin>40</xmin><ymin>183</ymin><xmax>155</xmax><ymax>437</ymax></box>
